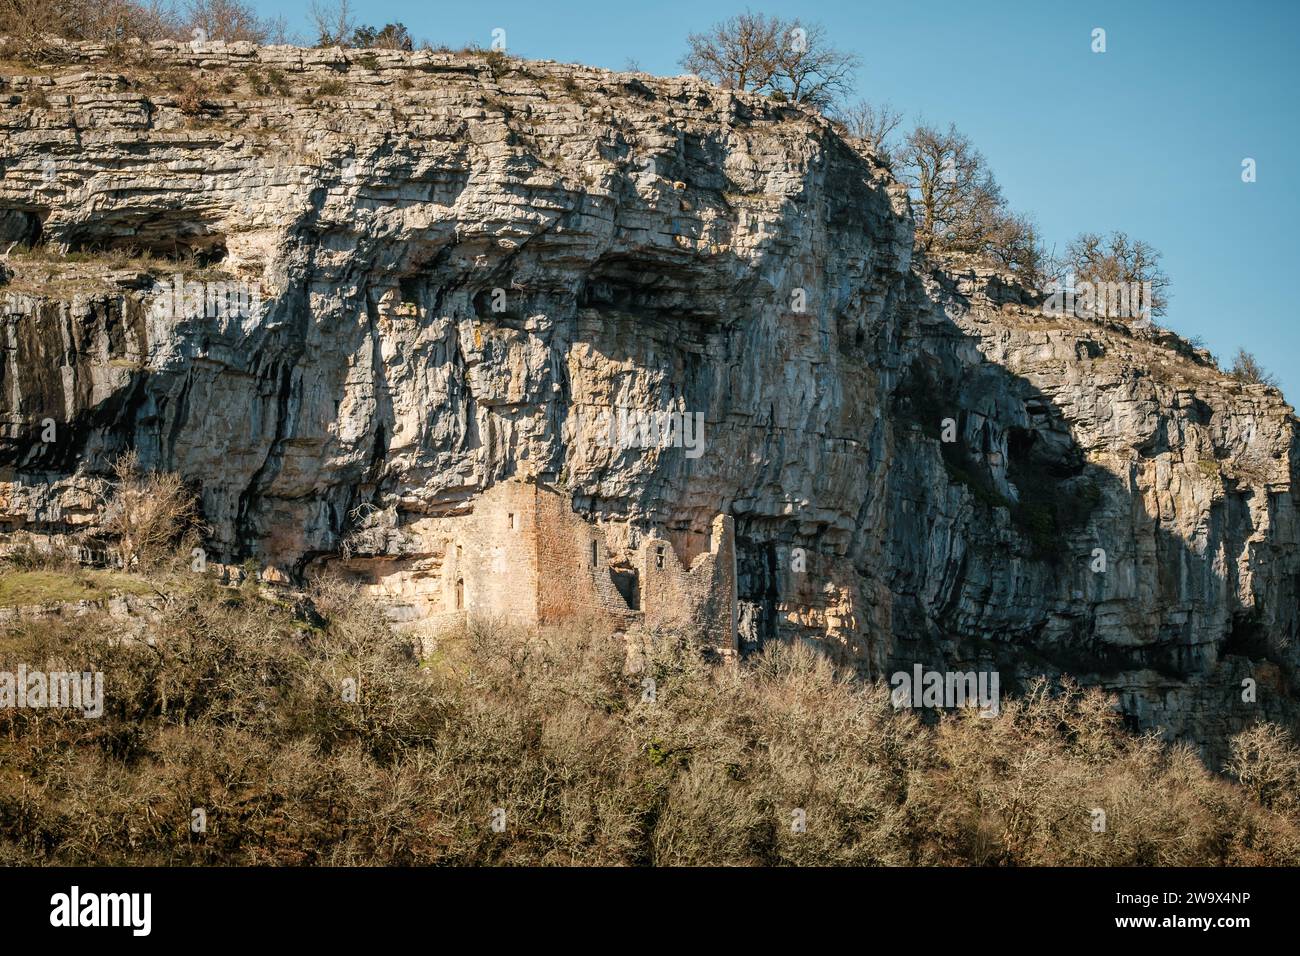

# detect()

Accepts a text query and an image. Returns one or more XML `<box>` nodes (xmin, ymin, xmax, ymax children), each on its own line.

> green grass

<box><xmin>0</xmin><ymin>569</ymin><xmax>153</xmax><ymax>607</ymax></box>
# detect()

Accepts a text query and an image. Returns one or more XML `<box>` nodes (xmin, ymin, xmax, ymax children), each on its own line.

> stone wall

<box><xmin>532</xmin><ymin>482</ymin><xmax>638</xmax><ymax>628</ymax></box>
<box><xmin>329</xmin><ymin>479</ymin><xmax>738</xmax><ymax>649</ymax></box>
<box><xmin>641</xmin><ymin>515</ymin><xmax>737</xmax><ymax>651</ymax></box>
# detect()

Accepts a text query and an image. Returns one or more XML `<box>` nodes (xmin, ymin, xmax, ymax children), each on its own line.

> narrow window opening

<box><xmin>655</xmin><ymin>546</ymin><xmax>665</xmax><ymax>570</ymax></box>
<box><xmin>590</xmin><ymin>540</ymin><xmax>599</xmax><ymax>567</ymax></box>
<box><xmin>455</xmin><ymin>578</ymin><xmax>464</xmax><ymax>610</ymax></box>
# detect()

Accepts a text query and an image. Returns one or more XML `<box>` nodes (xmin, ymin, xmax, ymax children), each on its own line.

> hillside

<box><xmin>0</xmin><ymin>39</ymin><xmax>1297</xmax><ymax>769</ymax></box>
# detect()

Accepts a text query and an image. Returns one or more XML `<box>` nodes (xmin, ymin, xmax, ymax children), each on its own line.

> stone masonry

<box><xmin>327</xmin><ymin>478</ymin><xmax>738</xmax><ymax>652</ymax></box>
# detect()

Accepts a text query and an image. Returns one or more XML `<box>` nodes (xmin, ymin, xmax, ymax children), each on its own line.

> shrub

<box><xmin>243</xmin><ymin>67</ymin><xmax>291</xmax><ymax>97</ymax></box>
<box><xmin>483</xmin><ymin>48</ymin><xmax>510</xmax><ymax>79</ymax></box>
<box><xmin>176</xmin><ymin>79</ymin><xmax>208</xmax><ymax>115</ymax></box>
<box><xmin>300</xmin><ymin>78</ymin><xmax>347</xmax><ymax>103</ymax></box>
<box><xmin>1</xmin><ymin>579</ymin><xmax>1298</xmax><ymax>865</ymax></box>
<box><xmin>1228</xmin><ymin>348</ymin><xmax>1278</xmax><ymax>388</ymax></box>
<box><xmin>99</xmin><ymin>450</ymin><xmax>201</xmax><ymax>571</ymax></box>
<box><xmin>1226</xmin><ymin>724</ymin><xmax>1300</xmax><ymax>812</ymax></box>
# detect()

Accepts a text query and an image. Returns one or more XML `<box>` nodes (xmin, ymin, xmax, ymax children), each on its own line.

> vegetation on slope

<box><xmin>2</xmin><ymin>558</ymin><xmax>1298</xmax><ymax>866</ymax></box>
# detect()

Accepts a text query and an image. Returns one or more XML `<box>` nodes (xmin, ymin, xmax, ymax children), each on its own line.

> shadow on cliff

<box><xmin>840</xmin><ymin>266</ymin><xmax>1297</xmax><ymax>767</ymax></box>
<box><xmin>554</xmin><ymin>239</ymin><xmax>1297</xmax><ymax>767</ymax></box>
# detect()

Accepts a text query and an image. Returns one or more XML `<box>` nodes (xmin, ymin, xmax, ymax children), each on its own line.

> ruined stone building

<box><xmin>331</xmin><ymin>480</ymin><xmax>738</xmax><ymax>653</ymax></box>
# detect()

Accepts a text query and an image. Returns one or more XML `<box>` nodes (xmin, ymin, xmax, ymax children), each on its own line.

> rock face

<box><xmin>1</xmin><ymin>41</ymin><xmax>1297</xmax><ymax>763</ymax></box>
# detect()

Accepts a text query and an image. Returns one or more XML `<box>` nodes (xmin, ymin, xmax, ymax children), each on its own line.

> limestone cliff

<box><xmin>1</xmin><ymin>40</ymin><xmax>1296</xmax><ymax>762</ymax></box>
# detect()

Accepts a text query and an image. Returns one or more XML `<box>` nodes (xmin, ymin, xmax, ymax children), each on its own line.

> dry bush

<box><xmin>99</xmin><ymin>450</ymin><xmax>201</xmax><ymax>571</ymax></box>
<box><xmin>1228</xmin><ymin>349</ymin><xmax>1279</xmax><ymax>388</ymax></box>
<box><xmin>903</xmin><ymin>679</ymin><xmax>1300</xmax><ymax>865</ymax></box>
<box><xmin>1226</xmin><ymin>723</ymin><xmax>1300</xmax><ymax>811</ymax></box>
<box><xmin>2</xmin><ymin>583</ymin><xmax>1299</xmax><ymax>865</ymax></box>
<box><xmin>0</xmin><ymin>0</ymin><xmax>176</xmax><ymax>62</ymax></box>
<box><xmin>175</xmin><ymin>77</ymin><xmax>208</xmax><ymax>115</ymax></box>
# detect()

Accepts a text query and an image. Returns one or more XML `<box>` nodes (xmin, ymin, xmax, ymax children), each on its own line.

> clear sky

<box><xmin>252</xmin><ymin>0</ymin><xmax>1300</xmax><ymax>400</ymax></box>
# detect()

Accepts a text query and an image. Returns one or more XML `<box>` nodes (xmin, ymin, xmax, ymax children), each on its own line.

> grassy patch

<box><xmin>300</xmin><ymin>78</ymin><xmax>348</xmax><ymax>104</ymax></box>
<box><xmin>0</xmin><ymin>569</ymin><xmax>153</xmax><ymax>607</ymax></box>
<box><xmin>2</xmin><ymin>243</ymin><xmax>231</xmax><ymax>298</ymax></box>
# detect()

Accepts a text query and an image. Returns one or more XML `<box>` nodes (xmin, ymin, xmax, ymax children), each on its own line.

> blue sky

<box><xmin>254</xmin><ymin>0</ymin><xmax>1300</xmax><ymax>399</ymax></box>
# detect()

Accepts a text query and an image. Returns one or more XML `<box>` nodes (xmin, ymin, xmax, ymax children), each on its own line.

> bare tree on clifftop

<box><xmin>0</xmin><ymin>0</ymin><xmax>176</xmax><ymax>58</ymax></box>
<box><xmin>834</xmin><ymin>99</ymin><xmax>904</xmax><ymax>161</ymax></box>
<box><xmin>309</xmin><ymin>0</ymin><xmax>355</xmax><ymax>47</ymax></box>
<box><xmin>184</xmin><ymin>0</ymin><xmax>269</xmax><ymax>43</ymax></box>
<box><xmin>897</xmin><ymin>122</ymin><xmax>1046</xmax><ymax>285</ymax></box>
<box><xmin>899</xmin><ymin>123</ymin><xmax>1005</xmax><ymax>253</ymax></box>
<box><xmin>1230</xmin><ymin>349</ymin><xmax>1278</xmax><ymax>387</ymax></box>
<box><xmin>1061</xmin><ymin>231</ymin><xmax>1171</xmax><ymax>317</ymax></box>
<box><xmin>681</xmin><ymin>12</ymin><xmax>781</xmax><ymax>95</ymax></box>
<box><xmin>681</xmin><ymin>13</ymin><xmax>857</xmax><ymax>109</ymax></box>
<box><xmin>768</xmin><ymin>19</ymin><xmax>859</xmax><ymax>109</ymax></box>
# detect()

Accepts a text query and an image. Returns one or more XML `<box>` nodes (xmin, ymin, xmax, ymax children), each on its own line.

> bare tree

<box><xmin>680</xmin><ymin>11</ymin><xmax>782</xmax><ymax>94</ymax></box>
<box><xmin>101</xmin><ymin>450</ymin><xmax>201</xmax><ymax>570</ymax></box>
<box><xmin>1229</xmin><ymin>348</ymin><xmax>1278</xmax><ymax>388</ymax></box>
<box><xmin>264</xmin><ymin>13</ymin><xmax>293</xmax><ymax>45</ymax></box>
<box><xmin>119</xmin><ymin>0</ymin><xmax>178</xmax><ymax>40</ymax></box>
<box><xmin>0</xmin><ymin>0</ymin><xmax>177</xmax><ymax>57</ymax></box>
<box><xmin>984</xmin><ymin>209</ymin><xmax>1047</xmax><ymax>285</ymax></box>
<box><xmin>309</xmin><ymin>0</ymin><xmax>354</xmax><ymax>47</ymax></box>
<box><xmin>681</xmin><ymin>13</ymin><xmax>857</xmax><ymax>110</ymax></box>
<box><xmin>898</xmin><ymin>123</ymin><xmax>1005</xmax><ymax>254</ymax></box>
<box><xmin>836</xmin><ymin>98</ymin><xmax>904</xmax><ymax>160</ymax></box>
<box><xmin>183</xmin><ymin>0</ymin><xmax>267</xmax><ymax>43</ymax></box>
<box><xmin>1061</xmin><ymin>231</ymin><xmax>1170</xmax><ymax>316</ymax></box>
<box><xmin>894</xmin><ymin>121</ymin><xmax>1047</xmax><ymax>284</ymax></box>
<box><xmin>768</xmin><ymin>19</ymin><xmax>858</xmax><ymax>109</ymax></box>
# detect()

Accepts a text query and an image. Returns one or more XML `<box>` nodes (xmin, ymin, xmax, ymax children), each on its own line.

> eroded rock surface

<box><xmin>1</xmin><ymin>40</ymin><xmax>1296</xmax><ymax>762</ymax></box>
